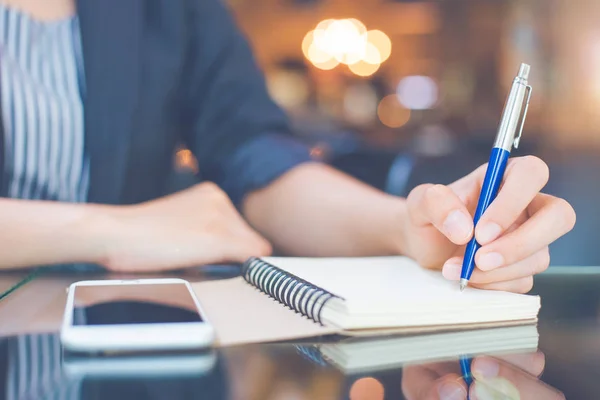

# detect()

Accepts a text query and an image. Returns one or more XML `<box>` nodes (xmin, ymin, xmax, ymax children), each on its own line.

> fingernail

<box><xmin>438</xmin><ymin>381</ymin><xmax>466</xmax><ymax>400</ymax></box>
<box><xmin>477</xmin><ymin>222</ymin><xmax>502</xmax><ymax>244</ymax></box>
<box><xmin>473</xmin><ymin>357</ymin><xmax>500</xmax><ymax>379</ymax></box>
<box><xmin>472</xmin><ymin>383</ymin><xmax>495</xmax><ymax>400</ymax></box>
<box><xmin>442</xmin><ymin>262</ymin><xmax>462</xmax><ymax>280</ymax></box>
<box><xmin>478</xmin><ymin>252</ymin><xmax>504</xmax><ymax>270</ymax></box>
<box><xmin>443</xmin><ymin>210</ymin><xmax>472</xmax><ymax>241</ymax></box>
<box><xmin>472</xmin><ymin>379</ymin><xmax>520</xmax><ymax>400</ymax></box>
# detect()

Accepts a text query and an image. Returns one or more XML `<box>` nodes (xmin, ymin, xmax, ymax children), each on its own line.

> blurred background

<box><xmin>174</xmin><ymin>0</ymin><xmax>600</xmax><ymax>266</ymax></box>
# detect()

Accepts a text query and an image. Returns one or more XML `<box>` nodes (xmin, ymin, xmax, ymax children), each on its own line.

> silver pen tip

<box><xmin>459</xmin><ymin>279</ymin><xmax>468</xmax><ymax>292</ymax></box>
<box><xmin>518</xmin><ymin>63</ymin><xmax>530</xmax><ymax>80</ymax></box>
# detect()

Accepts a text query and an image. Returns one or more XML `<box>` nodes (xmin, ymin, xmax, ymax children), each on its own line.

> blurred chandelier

<box><xmin>302</xmin><ymin>18</ymin><xmax>391</xmax><ymax>77</ymax></box>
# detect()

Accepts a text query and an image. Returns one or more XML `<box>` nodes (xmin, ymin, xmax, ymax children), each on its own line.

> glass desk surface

<box><xmin>0</xmin><ymin>267</ymin><xmax>597</xmax><ymax>400</ymax></box>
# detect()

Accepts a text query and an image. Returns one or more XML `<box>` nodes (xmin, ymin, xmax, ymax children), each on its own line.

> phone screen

<box><xmin>72</xmin><ymin>283</ymin><xmax>204</xmax><ymax>326</ymax></box>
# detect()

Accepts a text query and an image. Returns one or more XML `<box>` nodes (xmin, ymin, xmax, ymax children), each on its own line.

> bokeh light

<box><xmin>344</xmin><ymin>83</ymin><xmax>379</xmax><ymax>125</ymax></box>
<box><xmin>347</xmin><ymin>18</ymin><xmax>367</xmax><ymax>35</ymax></box>
<box><xmin>315</xmin><ymin>18</ymin><xmax>336</xmax><ymax>34</ymax></box>
<box><xmin>349</xmin><ymin>377</ymin><xmax>385</xmax><ymax>400</ymax></box>
<box><xmin>175</xmin><ymin>149</ymin><xmax>198</xmax><ymax>173</ymax></box>
<box><xmin>301</xmin><ymin>30</ymin><xmax>315</xmax><ymax>60</ymax></box>
<box><xmin>308</xmin><ymin>41</ymin><xmax>332</xmax><ymax>64</ymax></box>
<box><xmin>362</xmin><ymin>41</ymin><xmax>382</xmax><ymax>65</ymax></box>
<box><xmin>377</xmin><ymin>95</ymin><xmax>411</xmax><ymax>128</ymax></box>
<box><xmin>313</xmin><ymin>57</ymin><xmax>340</xmax><ymax>70</ymax></box>
<box><xmin>266</xmin><ymin>70</ymin><xmax>309</xmax><ymax>109</ymax></box>
<box><xmin>366</xmin><ymin>30</ymin><xmax>392</xmax><ymax>63</ymax></box>
<box><xmin>396</xmin><ymin>75</ymin><xmax>438</xmax><ymax>110</ymax></box>
<box><xmin>303</xmin><ymin>18</ymin><xmax>391</xmax><ymax>76</ymax></box>
<box><xmin>349</xmin><ymin>60</ymin><xmax>380</xmax><ymax>77</ymax></box>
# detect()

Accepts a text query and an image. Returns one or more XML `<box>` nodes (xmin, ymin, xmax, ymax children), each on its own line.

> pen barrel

<box><xmin>460</xmin><ymin>148</ymin><xmax>510</xmax><ymax>280</ymax></box>
<box><xmin>494</xmin><ymin>77</ymin><xmax>529</xmax><ymax>151</ymax></box>
<box><xmin>460</xmin><ymin>356</ymin><xmax>474</xmax><ymax>386</ymax></box>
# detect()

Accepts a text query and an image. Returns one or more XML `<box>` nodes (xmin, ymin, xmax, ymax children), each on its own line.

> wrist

<box><xmin>72</xmin><ymin>203</ymin><xmax>127</xmax><ymax>267</ymax></box>
<box><xmin>387</xmin><ymin>197</ymin><xmax>411</xmax><ymax>257</ymax></box>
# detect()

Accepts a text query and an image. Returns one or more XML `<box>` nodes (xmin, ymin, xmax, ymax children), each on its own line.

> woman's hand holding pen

<box><xmin>400</xmin><ymin>155</ymin><xmax>576</xmax><ymax>293</ymax></box>
<box><xmin>401</xmin><ymin>352</ymin><xmax>565</xmax><ymax>400</ymax></box>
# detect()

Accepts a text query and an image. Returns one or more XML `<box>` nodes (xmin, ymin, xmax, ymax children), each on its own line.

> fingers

<box><xmin>494</xmin><ymin>352</ymin><xmax>546</xmax><ymax>378</ymax></box>
<box><xmin>407</xmin><ymin>184</ymin><xmax>473</xmax><ymax>245</ymax></box>
<box><xmin>475</xmin><ymin>193</ymin><xmax>575</xmax><ymax>271</ymax></box>
<box><xmin>475</xmin><ymin>156</ymin><xmax>549</xmax><ymax>244</ymax></box>
<box><xmin>471</xmin><ymin>277</ymin><xmax>534</xmax><ymax>293</ymax></box>
<box><xmin>402</xmin><ymin>365</ymin><xmax>468</xmax><ymax>400</ymax></box>
<box><xmin>442</xmin><ymin>248</ymin><xmax>548</xmax><ymax>293</ymax></box>
<box><xmin>471</xmin><ymin>356</ymin><xmax>565</xmax><ymax>400</ymax></box>
<box><xmin>402</xmin><ymin>365</ymin><xmax>439</xmax><ymax>400</ymax></box>
<box><xmin>431</xmin><ymin>374</ymin><xmax>468</xmax><ymax>400</ymax></box>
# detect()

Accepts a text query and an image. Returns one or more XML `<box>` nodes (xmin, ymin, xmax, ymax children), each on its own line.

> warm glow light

<box><xmin>313</xmin><ymin>57</ymin><xmax>340</xmax><ymax>70</ymax></box>
<box><xmin>315</xmin><ymin>19</ymin><xmax>363</xmax><ymax>64</ymax></box>
<box><xmin>362</xmin><ymin>41</ymin><xmax>382</xmax><ymax>65</ymax></box>
<box><xmin>378</xmin><ymin>95</ymin><xmax>411</xmax><ymax>128</ymax></box>
<box><xmin>308</xmin><ymin>42</ymin><xmax>333</xmax><ymax>64</ymax></box>
<box><xmin>367</xmin><ymin>30</ymin><xmax>392</xmax><ymax>63</ymax></box>
<box><xmin>302</xmin><ymin>18</ymin><xmax>391</xmax><ymax>76</ymax></box>
<box><xmin>349</xmin><ymin>60</ymin><xmax>380</xmax><ymax>77</ymax></box>
<box><xmin>312</xmin><ymin>19</ymin><xmax>335</xmax><ymax>52</ymax></box>
<box><xmin>347</xmin><ymin>18</ymin><xmax>367</xmax><ymax>35</ymax></box>
<box><xmin>315</xmin><ymin>19</ymin><xmax>336</xmax><ymax>33</ymax></box>
<box><xmin>302</xmin><ymin>30</ymin><xmax>314</xmax><ymax>60</ymax></box>
<box><xmin>175</xmin><ymin>149</ymin><xmax>198</xmax><ymax>172</ymax></box>
<box><xmin>349</xmin><ymin>377</ymin><xmax>385</xmax><ymax>400</ymax></box>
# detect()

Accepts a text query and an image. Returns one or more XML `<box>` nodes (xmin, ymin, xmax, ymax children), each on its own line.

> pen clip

<box><xmin>513</xmin><ymin>84</ymin><xmax>532</xmax><ymax>149</ymax></box>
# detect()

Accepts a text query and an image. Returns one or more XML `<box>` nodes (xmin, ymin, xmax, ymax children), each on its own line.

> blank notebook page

<box><xmin>261</xmin><ymin>256</ymin><xmax>541</xmax><ymax>330</ymax></box>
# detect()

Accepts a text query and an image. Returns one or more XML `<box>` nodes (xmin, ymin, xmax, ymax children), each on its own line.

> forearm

<box><xmin>0</xmin><ymin>198</ymin><xmax>113</xmax><ymax>269</ymax></box>
<box><xmin>243</xmin><ymin>163</ymin><xmax>408</xmax><ymax>257</ymax></box>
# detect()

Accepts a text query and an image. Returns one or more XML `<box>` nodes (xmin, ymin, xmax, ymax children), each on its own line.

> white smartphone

<box><xmin>60</xmin><ymin>278</ymin><xmax>215</xmax><ymax>353</ymax></box>
<box><xmin>62</xmin><ymin>351</ymin><xmax>217</xmax><ymax>378</ymax></box>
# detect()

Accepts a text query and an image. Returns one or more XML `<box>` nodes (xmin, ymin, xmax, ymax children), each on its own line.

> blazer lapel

<box><xmin>77</xmin><ymin>0</ymin><xmax>142</xmax><ymax>204</ymax></box>
<box><xmin>0</xmin><ymin>80</ymin><xmax>6</xmax><ymax>197</ymax></box>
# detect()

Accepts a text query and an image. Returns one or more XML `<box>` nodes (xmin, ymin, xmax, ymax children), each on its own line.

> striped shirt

<box><xmin>0</xmin><ymin>4</ymin><xmax>87</xmax><ymax>399</ymax></box>
<box><xmin>5</xmin><ymin>334</ymin><xmax>81</xmax><ymax>400</ymax></box>
<box><xmin>0</xmin><ymin>3</ymin><xmax>89</xmax><ymax>202</ymax></box>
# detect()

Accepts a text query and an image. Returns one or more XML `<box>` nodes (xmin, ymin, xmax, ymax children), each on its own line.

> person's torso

<box><xmin>0</xmin><ymin>1</ymin><xmax>194</xmax><ymax>205</ymax></box>
<box><xmin>0</xmin><ymin>4</ymin><xmax>88</xmax><ymax>202</ymax></box>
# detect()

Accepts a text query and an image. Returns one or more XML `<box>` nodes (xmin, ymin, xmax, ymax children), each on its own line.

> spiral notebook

<box><xmin>191</xmin><ymin>256</ymin><xmax>541</xmax><ymax>346</ymax></box>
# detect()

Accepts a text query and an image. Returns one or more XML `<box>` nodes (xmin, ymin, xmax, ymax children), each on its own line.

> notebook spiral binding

<box><xmin>242</xmin><ymin>257</ymin><xmax>342</xmax><ymax>326</ymax></box>
<box><xmin>294</xmin><ymin>345</ymin><xmax>329</xmax><ymax>367</ymax></box>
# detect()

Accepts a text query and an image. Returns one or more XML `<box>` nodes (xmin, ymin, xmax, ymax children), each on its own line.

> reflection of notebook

<box><xmin>192</xmin><ymin>256</ymin><xmax>541</xmax><ymax>346</ymax></box>
<box><xmin>296</xmin><ymin>325</ymin><xmax>540</xmax><ymax>373</ymax></box>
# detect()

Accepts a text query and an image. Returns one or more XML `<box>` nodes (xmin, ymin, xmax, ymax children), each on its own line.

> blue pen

<box><xmin>459</xmin><ymin>355</ymin><xmax>473</xmax><ymax>399</ymax></box>
<box><xmin>459</xmin><ymin>63</ymin><xmax>532</xmax><ymax>291</ymax></box>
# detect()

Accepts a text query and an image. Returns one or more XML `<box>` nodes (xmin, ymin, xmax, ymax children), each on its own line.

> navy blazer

<box><xmin>0</xmin><ymin>0</ymin><xmax>313</xmax><ymax>206</ymax></box>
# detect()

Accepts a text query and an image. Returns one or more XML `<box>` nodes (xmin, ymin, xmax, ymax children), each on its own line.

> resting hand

<box><xmin>101</xmin><ymin>182</ymin><xmax>271</xmax><ymax>272</ymax></box>
<box><xmin>401</xmin><ymin>156</ymin><xmax>576</xmax><ymax>293</ymax></box>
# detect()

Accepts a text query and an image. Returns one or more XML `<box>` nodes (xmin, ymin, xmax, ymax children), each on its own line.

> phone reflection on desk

<box><xmin>62</xmin><ymin>350</ymin><xmax>217</xmax><ymax>379</ymax></box>
<box><xmin>0</xmin><ymin>334</ymin><xmax>227</xmax><ymax>400</ymax></box>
